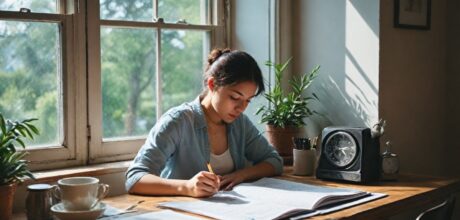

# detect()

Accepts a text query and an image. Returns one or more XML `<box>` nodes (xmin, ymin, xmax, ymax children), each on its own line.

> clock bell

<box><xmin>316</xmin><ymin>126</ymin><xmax>382</xmax><ymax>183</ymax></box>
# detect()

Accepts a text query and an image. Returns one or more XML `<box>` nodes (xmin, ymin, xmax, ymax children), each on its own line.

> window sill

<box><xmin>24</xmin><ymin>161</ymin><xmax>131</xmax><ymax>184</ymax></box>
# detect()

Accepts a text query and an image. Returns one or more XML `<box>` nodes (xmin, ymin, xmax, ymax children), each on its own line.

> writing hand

<box><xmin>219</xmin><ymin>172</ymin><xmax>245</xmax><ymax>191</ymax></box>
<box><xmin>185</xmin><ymin>171</ymin><xmax>220</xmax><ymax>197</ymax></box>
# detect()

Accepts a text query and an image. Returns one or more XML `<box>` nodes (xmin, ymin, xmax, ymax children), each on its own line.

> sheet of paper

<box><xmin>161</xmin><ymin>193</ymin><xmax>299</xmax><ymax>220</ymax></box>
<box><xmin>231</xmin><ymin>178</ymin><xmax>368</xmax><ymax>209</ymax></box>
<box><xmin>117</xmin><ymin>210</ymin><xmax>204</xmax><ymax>220</ymax></box>
<box><xmin>102</xmin><ymin>204</ymin><xmax>135</xmax><ymax>217</ymax></box>
<box><xmin>159</xmin><ymin>178</ymin><xmax>379</xmax><ymax>220</ymax></box>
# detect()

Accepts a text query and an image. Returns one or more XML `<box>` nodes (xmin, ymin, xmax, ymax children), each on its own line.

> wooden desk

<box><xmin>101</xmin><ymin>168</ymin><xmax>460</xmax><ymax>220</ymax></box>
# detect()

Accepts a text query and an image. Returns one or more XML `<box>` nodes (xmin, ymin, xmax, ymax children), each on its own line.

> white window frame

<box><xmin>0</xmin><ymin>0</ymin><xmax>88</xmax><ymax>170</ymax></box>
<box><xmin>0</xmin><ymin>0</ymin><xmax>228</xmax><ymax>170</ymax></box>
<box><xmin>87</xmin><ymin>0</ymin><xmax>228</xmax><ymax>163</ymax></box>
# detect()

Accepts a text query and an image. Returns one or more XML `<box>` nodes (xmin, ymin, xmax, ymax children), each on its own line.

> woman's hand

<box><xmin>219</xmin><ymin>171</ymin><xmax>246</xmax><ymax>191</ymax></box>
<box><xmin>184</xmin><ymin>171</ymin><xmax>220</xmax><ymax>197</ymax></box>
<box><xmin>219</xmin><ymin>162</ymin><xmax>277</xmax><ymax>191</ymax></box>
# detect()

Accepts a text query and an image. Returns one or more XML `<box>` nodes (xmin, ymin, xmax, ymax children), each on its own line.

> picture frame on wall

<box><xmin>394</xmin><ymin>0</ymin><xmax>431</xmax><ymax>30</ymax></box>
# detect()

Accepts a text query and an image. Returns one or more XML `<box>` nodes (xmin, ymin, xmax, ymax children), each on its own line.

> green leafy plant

<box><xmin>0</xmin><ymin>113</ymin><xmax>38</xmax><ymax>185</ymax></box>
<box><xmin>256</xmin><ymin>58</ymin><xmax>320</xmax><ymax>128</ymax></box>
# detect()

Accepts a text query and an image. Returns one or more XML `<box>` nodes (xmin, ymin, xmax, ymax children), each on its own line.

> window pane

<box><xmin>100</xmin><ymin>0</ymin><xmax>153</xmax><ymax>21</ymax></box>
<box><xmin>159</xmin><ymin>0</ymin><xmax>209</xmax><ymax>24</ymax></box>
<box><xmin>0</xmin><ymin>21</ymin><xmax>61</xmax><ymax>147</ymax></box>
<box><xmin>161</xmin><ymin>30</ymin><xmax>207</xmax><ymax>113</ymax></box>
<box><xmin>99</xmin><ymin>0</ymin><xmax>210</xmax><ymax>24</ymax></box>
<box><xmin>0</xmin><ymin>0</ymin><xmax>57</xmax><ymax>13</ymax></box>
<box><xmin>101</xmin><ymin>27</ymin><xmax>156</xmax><ymax>139</ymax></box>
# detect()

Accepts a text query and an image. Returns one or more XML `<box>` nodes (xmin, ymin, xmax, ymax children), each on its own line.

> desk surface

<box><xmin>12</xmin><ymin>167</ymin><xmax>460</xmax><ymax>220</ymax></box>
<box><xmin>101</xmin><ymin>167</ymin><xmax>460</xmax><ymax>220</ymax></box>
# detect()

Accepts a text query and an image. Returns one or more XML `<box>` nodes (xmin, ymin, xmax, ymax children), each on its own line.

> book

<box><xmin>159</xmin><ymin>178</ymin><xmax>386</xmax><ymax>220</ymax></box>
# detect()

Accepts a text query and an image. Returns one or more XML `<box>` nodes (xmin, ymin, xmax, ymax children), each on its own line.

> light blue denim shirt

<box><xmin>125</xmin><ymin>97</ymin><xmax>283</xmax><ymax>191</ymax></box>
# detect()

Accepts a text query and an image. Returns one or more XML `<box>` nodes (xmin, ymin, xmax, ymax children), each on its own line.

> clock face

<box><xmin>324</xmin><ymin>131</ymin><xmax>358</xmax><ymax>167</ymax></box>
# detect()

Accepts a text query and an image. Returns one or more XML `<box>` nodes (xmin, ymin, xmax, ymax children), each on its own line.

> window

<box><xmin>88</xmin><ymin>0</ymin><xmax>226</xmax><ymax>163</ymax></box>
<box><xmin>0</xmin><ymin>0</ymin><xmax>226</xmax><ymax>169</ymax></box>
<box><xmin>0</xmin><ymin>0</ymin><xmax>85</xmax><ymax>170</ymax></box>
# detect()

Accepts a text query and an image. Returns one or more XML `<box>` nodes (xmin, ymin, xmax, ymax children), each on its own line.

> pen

<box><xmin>206</xmin><ymin>162</ymin><xmax>215</xmax><ymax>174</ymax></box>
<box><xmin>207</xmin><ymin>162</ymin><xmax>220</xmax><ymax>192</ymax></box>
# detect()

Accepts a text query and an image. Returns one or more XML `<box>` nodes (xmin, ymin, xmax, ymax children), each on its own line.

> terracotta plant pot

<box><xmin>265</xmin><ymin>125</ymin><xmax>305</xmax><ymax>165</ymax></box>
<box><xmin>0</xmin><ymin>183</ymin><xmax>17</xmax><ymax>220</ymax></box>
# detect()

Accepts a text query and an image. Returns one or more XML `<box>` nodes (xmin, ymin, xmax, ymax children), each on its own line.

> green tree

<box><xmin>0</xmin><ymin>0</ymin><xmax>207</xmax><ymax>144</ymax></box>
<box><xmin>0</xmin><ymin>21</ymin><xmax>58</xmax><ymax>145</ymax></box>
<box><xmin>100</xmin><ymin>0</ymin><xmax>204</xmax><ymax>138</ymax></box>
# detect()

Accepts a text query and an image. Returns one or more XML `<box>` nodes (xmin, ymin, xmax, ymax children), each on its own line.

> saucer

<box><xmin>51</xmin><ymin>202</ymin><xmax>106</xmax><ymax>220</ymax></box>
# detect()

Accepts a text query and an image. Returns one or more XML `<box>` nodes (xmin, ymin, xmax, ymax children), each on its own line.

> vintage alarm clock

<box><xmin>316</xmin><ymin>126</ymin><xmax>381</xmax><ymax>183</ymax></box>
<box><xmin>381</xmin><ymin>141</ymin><xmax>399</xmax><ymax>181</ymax></box>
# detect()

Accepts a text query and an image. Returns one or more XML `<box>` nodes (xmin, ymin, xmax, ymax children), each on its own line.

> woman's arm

<box><xmin>126</xmin><ymin>112</ymin><xmax>220</xmax><ymax>197</ymax></box>
<box><xmin>218</xmin><ymin>115</ymin><xmax>283</xmax><ymax>190</ymax></box>
<box><xmin>219</xmin><ymin>161</ymin><xmax>275</xmax><ymax>190</ymax></box>
<box><xmin>241</xmin><ymin>115</ymin><xmax>284</xmax><ymax>175</ymax></box>
<box><xmin>129</xmin><ymin>171</ymin><xmax>220</xmax><ymax>197</ymax></box>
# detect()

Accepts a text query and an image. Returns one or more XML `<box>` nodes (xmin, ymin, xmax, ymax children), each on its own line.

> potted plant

<box><xmin>256</xmin><ymin>58</ymin><xmax>320</xmax><ymax>164</ymax></box>
<box><xmin>0</xmin><ymin>113</ymin><xmax>38</xmax><ymax>220</ymax></box>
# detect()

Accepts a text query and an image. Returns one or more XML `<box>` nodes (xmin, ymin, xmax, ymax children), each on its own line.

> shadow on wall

<box><xmin>307</xmin><ymin>72</ymin><xmax>374</xmax><ymax>134</ymax></box>
<box><xmin>294</xmin><ymin>0</ymin><xmax>379</xmax><ymax>134</ymax></box>
<box><xmin>307</xmin><ymin>46</ymin><xmax>378</xmax><ymax>133</ymax></box>
<box><xmin>349</xmin><ymin>0</ymin><xmax>379</xmax><ymax>36</ymax></box>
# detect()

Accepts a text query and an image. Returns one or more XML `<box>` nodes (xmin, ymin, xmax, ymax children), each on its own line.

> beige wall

<box><xmin>291</xmin><ymin>0</ymin><xmax>457</xmax><ymax>178</ymax></box>
<box><xmin>380</xmin><ymin>0</ymin><xmax>448</xmax><ymax>176</ymax></box>
<box><xmin>232</xmin><ymin>0</ymin><xmax>459</xmax><ymax>179</ymax></box>
<box><xmin>230</xmin><ymin>0</ymin><xmax>274</xmax><ymax>132</ymax></box>
<box><xmin>231</xmin><ymin>0</ymin><xmax>459</xmax><ymax>186</ymax></box>
<box><xmin>292</xmin><ymin>0</ymin><xmax>380</xmax><ymax>137</ymax></box>
<box><xmin>446</xmin><ymin>0</ymin><xmax>460</xmax><ymax>177</ymax></box>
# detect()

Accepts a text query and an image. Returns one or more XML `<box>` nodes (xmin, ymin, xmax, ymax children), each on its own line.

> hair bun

<box><xmin>207</xmin><ymin>48</ymin><xmax>231</xmax><ymax>66</ymax></box>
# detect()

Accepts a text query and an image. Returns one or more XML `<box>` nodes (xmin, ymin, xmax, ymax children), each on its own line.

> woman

<box><xmin>125</xmin><ymin>48</ymin><xmax>283</xmax><ymax>198</ymax></box>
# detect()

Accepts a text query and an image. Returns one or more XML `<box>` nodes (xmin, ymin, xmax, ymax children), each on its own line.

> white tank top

<box><xmin>210</xmin><ymin>148</ymin><xmax>234</xmax><ymax>175</ymax></box>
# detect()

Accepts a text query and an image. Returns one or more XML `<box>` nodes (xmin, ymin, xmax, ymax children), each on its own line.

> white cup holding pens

<box><xmin>52</xmin><ymin>176</ymin><xmax>109</xmax><ymax>211</ymax></box>
<box><xmin>293</xmin><ymin>137</ymin><xmax>316</xmax><ymax>176</ymax></box>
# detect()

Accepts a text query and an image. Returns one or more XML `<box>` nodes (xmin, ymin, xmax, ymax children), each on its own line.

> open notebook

<box><xmin>159</xmin><ymin>178</ymin><xmax>386</xmax><ymax>220</ymax></box>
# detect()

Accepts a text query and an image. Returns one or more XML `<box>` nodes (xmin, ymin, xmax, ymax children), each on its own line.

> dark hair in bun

<box><xmin>203</xmin><ymin>48</ymin><xmax>265</xmax><ymax>96</ymax></box>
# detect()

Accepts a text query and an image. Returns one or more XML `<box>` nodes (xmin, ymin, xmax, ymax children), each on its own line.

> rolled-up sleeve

<box><xmin>125</xmin><ymin>114</ymin><xmax>180</xmax><ymax>191</ymax></box>
<box><xmin>242</xmin><ymin>115</ymin><xmax>283</xmax><ymax>175</ymax></box>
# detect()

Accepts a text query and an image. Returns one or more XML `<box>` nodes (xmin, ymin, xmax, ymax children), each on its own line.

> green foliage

<box><xmin>0</xmin><ymin>113</ymin><xmax>38</xmax><ymax>185</ymax></box>
<box><xmin>256</xmin><ymin>58</ymin><xmax>320</xmax><ymax>128</ymax></box>
<box><xmin>0</xmin><ymin>21</ymin><xmax>58</xmax><ymax>145</ymax></box>
<box><xmin>1</xmin><ymin>0</ymin><xmax>205</xmax><ymax>141</ymax></box>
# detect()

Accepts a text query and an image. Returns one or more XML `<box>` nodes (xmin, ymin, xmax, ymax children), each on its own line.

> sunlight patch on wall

<box><xmin>344</xmin><ymin>1</ymin><xmax>379</xmax><ymax>126</ymax></box>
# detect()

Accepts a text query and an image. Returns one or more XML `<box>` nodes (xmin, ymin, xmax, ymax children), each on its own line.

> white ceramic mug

<box><xmin>52</xmin><ymin>177</ymin><xmax>109</xmax><ymax>211</ymax></box>
<box><xmin>293</xmin><ymin>148</ymin><xmax>316</xmax><ymax>176</ymax></box>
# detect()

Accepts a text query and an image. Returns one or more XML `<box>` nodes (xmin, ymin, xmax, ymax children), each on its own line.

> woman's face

<box><xmin>210</xmin><ymin>80</ymin><xmax>257</xmax><ymax>123</ymax></box>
